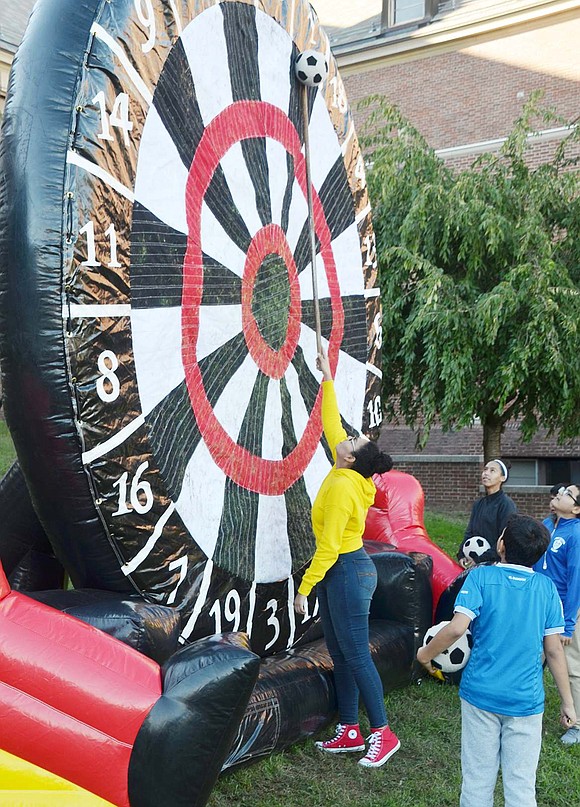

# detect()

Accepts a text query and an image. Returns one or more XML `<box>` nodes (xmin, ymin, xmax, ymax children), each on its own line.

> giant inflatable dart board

<box><xmin>0</xmin><ymin>0</ymin><xmax>382</xmax><ymax>656</ymax></box>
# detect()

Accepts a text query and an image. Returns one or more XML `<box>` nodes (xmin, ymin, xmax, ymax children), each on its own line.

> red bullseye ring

<box><xmin>241</xmin><ymin>223</ymin><xmax>301</xmax><ymax>380</ymax></box>
<box><xmin>182</xmin><ymin>100</ymin><xmax>344</xmax><ymax>495</ymax></box>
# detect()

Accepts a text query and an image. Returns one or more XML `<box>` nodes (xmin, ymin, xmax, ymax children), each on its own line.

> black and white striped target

<box><xmin>2</xmin><ymin>0</ymin><xmax>382</xmax><ymax>655</ymax></box>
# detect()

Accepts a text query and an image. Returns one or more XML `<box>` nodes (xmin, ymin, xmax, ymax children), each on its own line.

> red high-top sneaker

<box><xmin>315</xmin><ymin>723</ymin><xmax>365</xmax><ymax>753</ymax></box>
<box><xmin>358</xmin><ymin>725</ymin><xmax>400</xmax><ymax>768</ymax></box>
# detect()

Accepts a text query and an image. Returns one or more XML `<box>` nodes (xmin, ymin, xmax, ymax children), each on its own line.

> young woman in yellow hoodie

<box><xmin>294</xmin><ymin>350</ymin><xmax>398</xmax><ymax>768</ymax></box>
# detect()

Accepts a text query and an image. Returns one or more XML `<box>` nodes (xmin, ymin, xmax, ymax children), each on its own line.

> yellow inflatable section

<box><xmin>0</xmin><ymin>749</ymin><xmax>114</xmax><ymax>806</ymax></box>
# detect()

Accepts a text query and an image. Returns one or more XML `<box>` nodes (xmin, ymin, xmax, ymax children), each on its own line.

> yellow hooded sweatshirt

<box><xmin>298</xmin><ymin>380</ymin><xmax>376</xmax><ymax>596</ymax></box>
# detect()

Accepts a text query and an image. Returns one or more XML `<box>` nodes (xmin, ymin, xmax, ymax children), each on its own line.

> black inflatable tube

<box><xmin>29</xmin><ymin>587</ymin><xmax>182</xmax><ymax>665</ymax></box>
<box><xmin>24</xmin><ymin>543</ymin><xmax>432</xmax><ymax>780</ymax></box>
<box><xmin>435</xmin><ymin>569</ymin><xmax>469</xmax><ymax>623</ymax></box>
<box><xmin>128</xmin><ymin>632</ymin><xmax>260</xmax><ymax>807</ymax></box>
<box><xmin>223</xmin><ymin>619</ymin><xmax>414</xmax><ymax>770</ymax></box>
<box><xmin>0</xmin><ymin>461</ymin><xmax>65</xmax><ymax>590</ymax></box>
<box><xmin>0</xmin><ymin>0</ymin><xmax>131</xmax><ymax>591</ymax></box>
<box><xmin>222</xmin><ymin>548</ymin><xmax>432</xmax><ymax>767</ymax></box>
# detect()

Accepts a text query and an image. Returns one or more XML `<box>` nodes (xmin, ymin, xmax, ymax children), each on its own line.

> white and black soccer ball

<box><xmin>422</xmin><ymin>621</ymin><xmax>473</xmax><ymax>674</ymax></box>
<box><xmin>294</xmin><ymin>50</ymin><xmax>328</xmax><ymax>88</ymax></box>
<box><xmin>462</xmin><ymin>535</ymin><xmax>491</xmax><ymax>562</ymax></box>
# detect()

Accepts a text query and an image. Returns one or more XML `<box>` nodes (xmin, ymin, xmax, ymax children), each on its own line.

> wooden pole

<box><xmin>301</xmin><ymin>85</ymin><xmax>322</xmax><ymax>354</ymax></box>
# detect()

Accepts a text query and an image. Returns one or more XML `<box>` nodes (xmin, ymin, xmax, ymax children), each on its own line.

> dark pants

<box><xmin>317</xmin><ymin>547</ymin><xmax>387</xmax><ymax>728</ymax></box>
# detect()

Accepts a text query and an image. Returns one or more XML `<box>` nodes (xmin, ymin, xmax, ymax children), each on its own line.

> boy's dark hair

<box><xmin>351</xmin><ymin>441</ymin><xmax>393</xmax><ymax>479</ymax></box>
<box><xmin>502</xmin><ymin>514</ymin><xmax>549</xmax><ymax>567</ymax></box>
<box><xmin>550</xmin><ymin>482</ymin><xmax>567</xmax><ymax>496</ymax></box>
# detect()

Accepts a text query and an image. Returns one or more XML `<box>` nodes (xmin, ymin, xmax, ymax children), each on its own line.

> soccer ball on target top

<box><xmin>462</xmin><ymin>535</ymin><xmax>491</xmax><ymax>563</ymax></box>
<box><xmin>422</xmin><ymin>621</ymin><xmax>473</xmax><ymax>674</ymax></box>
<box><xmin>294</xmin><ymin>49</ymin><xmax>329</xmax><ymax>87</ymax></box>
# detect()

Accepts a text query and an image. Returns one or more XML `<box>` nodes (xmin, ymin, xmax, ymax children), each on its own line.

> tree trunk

<box><xmin>482</xmin><ymin>416</ymin><xmax>503</xmax><ymax>463</ymax></box>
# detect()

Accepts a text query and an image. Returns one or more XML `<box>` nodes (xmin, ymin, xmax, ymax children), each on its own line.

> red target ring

<box><xmin>182</xmin><ymin>100</ymin><xmax>344</xmax><ymax>495</ymax></box>
<box><xmin>241</xmin><ymin>223</ymin><xmax>301</xmax><ymax>380</ymax></box>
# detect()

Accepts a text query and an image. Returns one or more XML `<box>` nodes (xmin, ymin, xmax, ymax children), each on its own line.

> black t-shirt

<box><xmin>457</xmin><ymin>490</ymin><xmax>517</xmax><ymax>563</ymax></box>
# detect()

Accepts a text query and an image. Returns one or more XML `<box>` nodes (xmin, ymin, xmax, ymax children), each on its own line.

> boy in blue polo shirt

<box><xmin>417</xmin><ymin>515</ymin><xmax>576</xmax><ymax>807</ymax></box>
<box><xmin>533</xmin><ymin>483</ymin><xmax>580</xmax><ymax>745</ymax></box>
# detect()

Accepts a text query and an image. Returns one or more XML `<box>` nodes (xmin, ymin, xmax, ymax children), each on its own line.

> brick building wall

<box><xmin>441</xmin><ymin>136</ymin><xmax>580</xmax><ymax>173</ymax></box>
<box><xmin>382</xmin><ymin>422</ymin><xmax>580</xmax><ymax>458</ymax></box>
<box><xmin>388</xmin><ymin>455</ymin><xmax>553</xmax><ymax>521</ymax></box>
<box><xmin>341</xmin><ymin>16</ymin><xmax>580</xmax><ymax>152</ymax></box>
<box><xmin>379</xmin><ymin>422</ymin><xmax>579</xmax><ymax>516</ymax></box>
<box><xmin>387</xmin><ymin>454</ymin><xmax>481</xmax><ymax>513</ymax></box>
<box><xmin>337</xmin><ymin>12</ymin><xmax>580</xmax><ymax>515</ymax></box>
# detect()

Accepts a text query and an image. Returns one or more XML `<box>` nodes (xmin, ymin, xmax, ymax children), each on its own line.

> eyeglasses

<box><xmin>557</xmin><ymin>487</ymin><xmax>580</xmax><ymax>506</ymax></box>
<box><xmin>349</xmin><ymin>437</ymin><xmax>357</xmax><ymax>454</ymax></box>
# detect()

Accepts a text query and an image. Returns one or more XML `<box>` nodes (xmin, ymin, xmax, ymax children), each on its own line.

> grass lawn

<box><xmin>209</xmin><ymin>509</ymin><xmax>580</xmax><ymax>807</ymax></box>
<box><xmin>0</xmin><ymin>423</ymin><xmax>577</xmax><ymax>804</ymax></box>
<box><xmin>0</xmin><ymin>420</ymin><xmax>16</xmax><ymax>477</ymax></box>
<box><xmin>423</xmin><ymin>510</ymin><xmax>467</xmax><ymax>558</ymax></box>
<box><xmin>208</xmin><ymin>672</ymin><xmax>579</xmax><ymax>807</ymax></box>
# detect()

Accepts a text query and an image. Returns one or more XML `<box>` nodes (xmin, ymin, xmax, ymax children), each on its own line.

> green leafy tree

<box><xmin>361</xmin><ymin>94</ymin><xmax>580</xmax><ymax>461</ymax></box>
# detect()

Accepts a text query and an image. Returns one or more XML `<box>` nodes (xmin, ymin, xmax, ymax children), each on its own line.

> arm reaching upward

<box><xmin>316</xmin><ymin>349</ymin><xmax>332</xmax><ymax>381</ymax></box>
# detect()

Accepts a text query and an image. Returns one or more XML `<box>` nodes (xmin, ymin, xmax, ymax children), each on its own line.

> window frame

<box><xmin>381</xmin><ymin>0</ymin><xmax>438</xmax><ymax>32</ymax></box>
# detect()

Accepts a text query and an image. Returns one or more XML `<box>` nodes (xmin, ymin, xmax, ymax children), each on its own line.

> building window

<box><xmin>507</xmin><ymin>458</ymin><xmax>580</xmax><ymax>487</ymax></box>
<box><xmin>507</xmin><ymin>460</ymin><xmax>538</xmax><ymax>486</ymax></box>
<box><xmin>542</xmin><ymin>459</ymin><xmax>580</xmax><ymax>487</ymax></box>
<box><xmin>381</xmin><ymin>1</ymin><xmax>438</xmax><ymax>30</ymax></box>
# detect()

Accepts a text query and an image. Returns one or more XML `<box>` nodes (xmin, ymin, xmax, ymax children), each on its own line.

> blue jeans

<box><xmin>460</xmin><ymin>699</ymin><xmax>543</xmax><ymax>807</ymax></box>
<box><xmin>316</xmin><ymin>548</ymin><xmax>387</xmax><ymax>728</ymax></box>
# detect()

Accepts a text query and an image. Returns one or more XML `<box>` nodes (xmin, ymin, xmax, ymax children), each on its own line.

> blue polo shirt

<box><xmin>455</xmin><ymin>563</ymin><xmax>564</xmax><ymax>716</ymax></box>
<box><xmin>534</xmin><ymin>517</ymin><xmax>580</xmax><ymax>637</ymax></box>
